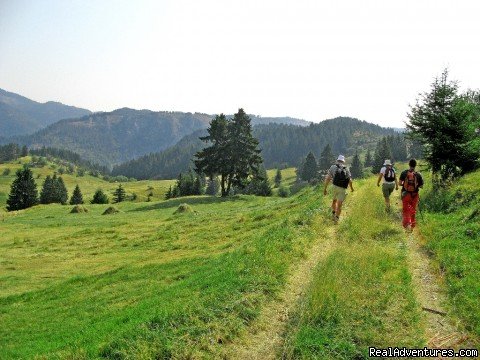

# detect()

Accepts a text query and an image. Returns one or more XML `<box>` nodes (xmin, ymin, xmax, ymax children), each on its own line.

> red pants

<box><xmin>402</xmin><ymin>192</ymin><xmax>419</xmax><ymax>228</ymax></box>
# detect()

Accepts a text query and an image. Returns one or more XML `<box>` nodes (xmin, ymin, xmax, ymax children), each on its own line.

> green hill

<box><xmin>0</xmin><ymin>88</ymin><xmax>91</xmax><ymax>137</ymax></box>
<box><xmin>112</xmin><ymin>117</ymin><xmax>396</xmax><ymax>179</ymax></box>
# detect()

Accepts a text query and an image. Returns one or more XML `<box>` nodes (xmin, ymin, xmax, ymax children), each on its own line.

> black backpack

<box><xmin>333</xmin><ymin>164</ymin><xmax>350</xmax><ymax>188</ymax></box>
<box><xmin>384</xmin><ymin>167</ymin><xmax>396</xmax><ymax>182</ymax></box>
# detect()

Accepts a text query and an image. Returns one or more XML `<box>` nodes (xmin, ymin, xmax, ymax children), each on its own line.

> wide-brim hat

<box><xmin>383</xmin><ymin>159</ymin><xmax>392</xmax><ymax>166</ymax></box>
<box><xmin>337</xmin><ymin>155</ymin><xmax>345</xmax><ymax>162</ymax></box>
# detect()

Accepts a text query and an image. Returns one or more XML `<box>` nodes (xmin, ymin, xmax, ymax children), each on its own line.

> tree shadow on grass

<box><xmin>129</xmin><ymin>195</ymin><xmax>249</xmax><ymax>212</ymax></box>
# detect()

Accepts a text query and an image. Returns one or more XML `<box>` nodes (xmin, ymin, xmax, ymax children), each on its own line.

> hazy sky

<box><xmin>1</xmin><ymin>0</ymin><xmax>479</xmax><ymax>128</ymax></box>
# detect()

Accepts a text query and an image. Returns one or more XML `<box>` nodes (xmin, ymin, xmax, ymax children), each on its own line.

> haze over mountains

<box><xmin>0</xmin><ymin>88</ymin><xmax>91</xmax><ymax>136</ymax></box>
<box><xmin>1</xmin><ymin>88</ymin><xmax>396</xmax><ymax>177</ymax></box>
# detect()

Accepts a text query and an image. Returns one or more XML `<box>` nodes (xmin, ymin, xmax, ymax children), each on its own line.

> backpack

<box><xmin>384</xmin><ymin>167</ymin><xmax>395</xmax><ymax>182</ymax></box>
<box><xmin>333</xmin><ymin>164</ymin><xmax>350</xmax><ymax>189</ymax></box>
<box><xmin>403</xmin><ymin>170</ymin><xmax>418</xmax><ymax>192</ymax></box>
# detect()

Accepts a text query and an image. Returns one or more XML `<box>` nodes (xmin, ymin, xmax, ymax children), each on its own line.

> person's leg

<box><xmin>331</xmin><ymin>199</ymin><xmax>337</xmax><ymax>219</ymax></box>
<box><xmin>410</xmin><ymin>194</ymin><xmax>419</xmax><ymax>228</ymax></box>
<box><xmin>402</xmin><ymin>193</ymin><xmax>411</xmax><ymax>228</ymax></box>
<box><xmin>336</xmin><ymin>200</ymin><xmax>344</xmax><ymax>217</ymax></box>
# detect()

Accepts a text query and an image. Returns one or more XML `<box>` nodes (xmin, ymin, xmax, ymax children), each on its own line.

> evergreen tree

<box><xmin>301</xmin><ymin>152</ymin><xmax>318</xmax><ymax>182</ymax></box>
<box><xmin>113</xmin><ymin>184</ymin><xmax>126</xmax><ymax>203</ymax></box>
<box><xmin>245</xmin><ymin>166</ymin><xmax>272</xmax><ymax>196</ymax></box>
<box><xmin>91</xmin><ymin>189</ymin><xmax>109</xmax><ymax>204</ymax></box>
<box><xmin>6</xmin><ymin>166</ymin><xmax>38</xmax><ymax>211</ymax></box>
<box><xmin>69</xmin><ymin>184</ymin><xmax>84</xmax><ymax>205</ymax></box>
<box><xmin>407</xmin><ymin>69</ymin><xmax>479</xmax><ymax>177</ymax></box>
<box><xmin>205</xmin><ymin>176</ymin><xmax>220</xmax><ymax>196</ymax></box>
<box><xmin>40</xmin><ymin>175</ymin><xmax>55</xmax><ymax>204</ymax></box>
<box><xmin>165</xmin><ymin>186</ymin><xmax>173</xmax><ymax>200</ymax></box>
<box><xmin>21</xmin><ymin>145</ymin><xmax>28</xmax><ymax>157</ymax></box>
<box><xmin>195</xmin><ymin>109</ymin><xmax>263</xmax><ymax>196</ymax></box>
<box><xmin>55</xmin><ymin>176</ymin><xmax>68</xmax><ymax>205</ymax></box>
<box><xmin>318</xmin><ymin>144</ymin><xmax>335</xmax><ymax>171</ymax></box>
<box><xmin>274</xmin><ymin>168</ymin><xmax>282</xmax><ymax>187</ymax></box>
<box><xmin>350</xmin><ymin>151</ymin><xmax>364</xmax><ymax>179</ymax></box>
<box><xmin>371</xmin><ymin>138</ymin><xmax>392</xmax><ymax>174</ymax></box>
<box><xmin>364</xmin><ymin>148</ymin><xmax>373</xmax><ymax>167</ymax></box>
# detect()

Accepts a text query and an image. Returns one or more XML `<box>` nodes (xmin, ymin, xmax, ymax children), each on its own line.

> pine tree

<box><xmin>21</xmin><ymin>145</ymin><xmax>28</xmax><ymax>157</ymax></box>
<box><xmin>350</xmin><ymin>151</ymin><xmax>364</xmax><ymax>179</ymax></box>
<box><xmin>365</xmin><ymin>148</ymin><xmax>373</xmax><ymax>167</ymax></box>
<box><xmin>245</xmin><ymin>166</ymin><xmax>272</xmax><ymax>196</ymax></box>
<box><xmin>407</xmin><ymin>69</ymin><xmax>479</xmax><ymax>177</ymax></box>
<box><xmin>274</xmin><ymin>168</ymin><xmax>282</xmax><ymax>187</ymax></box>
<box><xmin>205</xmin><ymin>176</ymin><xmax>220</xmax><ymax>196</ymax></box>
<box><xmin>6</xmin><ymin>166</ymin><xmax>38</xmax><ymax>211</ymax></box>
<box><xmin>301</xmin><ymin>152</ymin><xmax>318</xmax><ymax>182</ymax></box>
<box><xmin>56</xmin><ymin>176</ymin><xmax>68</xmax><ymax>205</ymax></box>
<box><xmin>40</xmin><ymin>175</ymin><xmax>55</xmax><ymax>204</ymax></box>
<box><xmin>165</xmin><ymin>186</ymin><xmax>173</xmax><ymax>200</ymax></box>
<box><xmin>69</xmin><ymin>184</ymin><xmax>84</xmax><ymax>205</ymax></box>
<box><xmin>113</xmin><ymin>184</ymin><xmax>126</xmax><ymax>203</ymax></box>
<box><xmin>195</xmin><ymin>109</ymin><xmax>263</xmax><ymax>196</ymax></box>
<box><xmin>371</xmin><ymin>138</ymin><xmax>392</xmax><ymax>174</ymax></box>
<box><xmin>319</xmin><ymin>144</ymin><xmax>335</xmax><ymax>171</ymax></box>
<box><xmin>91</xmin><ymin>189</ymin><xmax>109</xmax><ymax>204</ymax></box>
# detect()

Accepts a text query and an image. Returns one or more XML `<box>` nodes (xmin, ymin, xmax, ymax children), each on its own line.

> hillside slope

<box><xmin>0</xmin><ymin>88</ymin><xmax>91</xmax><ymax>136</ymax></box>
<box><xmin>112</xmin><ymin>117</ymin><xmax>396</xmax><ymax>179</ymax></box>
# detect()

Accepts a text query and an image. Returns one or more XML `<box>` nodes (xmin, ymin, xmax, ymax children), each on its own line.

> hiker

<box><xmin>323</xmin><ymin>155</ymin><xmax>354</xmax><ymax>224</ymax></box>
<box><xmin>399</xmin><ymin>158</ymin><xmax>424</xmax><ymax>232</ymax></box>
<box><xmin>377</xmin><ymin>159</ymin><xmax>398</xmax><ymax>212</ymax></box>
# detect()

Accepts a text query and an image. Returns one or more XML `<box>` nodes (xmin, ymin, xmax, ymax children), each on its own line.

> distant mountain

<box><xmin>0</xmin><ymin>88</ymin><xmax>91</xmax><ymax>136</ymax></box>
<box><xmin>112</xmin><ymin>117</ymin><xmax>396</xmax><ymax>180</ymax></box>
<box><xmin>6</xmin><ymin>108</ymin><xmax>310</xmax><ymax>167</ymax></box>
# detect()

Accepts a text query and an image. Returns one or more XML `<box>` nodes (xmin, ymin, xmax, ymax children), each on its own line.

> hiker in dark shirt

<box><xmin>323</xmin><ymin>155</ymin><xmax>354</xmax><ymax>224</ymax></box>
<box><xmin>399</xmin><ymin>159</ymin><xmax>424</xmax><ymax>232</ymax></box>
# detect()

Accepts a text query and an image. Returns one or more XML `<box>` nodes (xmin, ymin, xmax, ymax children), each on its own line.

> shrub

<box><xmin>278</xmin><ymin>185</ymin><xmax>290</xmax><ymax>198</ymax></box>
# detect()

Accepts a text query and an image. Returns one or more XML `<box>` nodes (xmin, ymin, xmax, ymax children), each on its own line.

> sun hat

<box><xmin>337</xmin><ymin>155</ymin><xmax>345</xmax><ymax>162</ymax></box>
<box><xmin>383</xmin><ymin>159</ymin><xmax>392</xmax><ymax>166</ymax></box>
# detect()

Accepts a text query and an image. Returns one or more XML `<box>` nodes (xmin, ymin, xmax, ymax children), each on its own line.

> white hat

<box><xmin>337</xmin><ymin>155</ymin><xmax>345</xmax><ymax>162</ymax></box>
<box><xmin>383</xmin><ymin>159</ymin><xmax>392</xmax><ymax>166</ymax></box>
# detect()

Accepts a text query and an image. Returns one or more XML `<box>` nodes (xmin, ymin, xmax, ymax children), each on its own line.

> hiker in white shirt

<box><xmin>376</xmin><ymin>159</ymin><xmax>398</xmax><ymax>212</ymax></box>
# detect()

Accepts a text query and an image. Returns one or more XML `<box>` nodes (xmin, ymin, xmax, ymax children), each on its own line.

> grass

<box><xmin>420</xmin><ymin>169</ymin><xmax>480</xmax><ymax>340</ymax></box>
<box><xmin>0</xmin><ymin>169</ymin><xmax>325</xmax><ymax>358</ymax></box>
<box><xmin>284</xmin><ymin>178</ymin><xmax>424</xmax><ymax>359</ymax></box>
<box><xmin>0</xmin><ymin>157</ymin><xmax>175</xmax><ymax>211</ymax></box>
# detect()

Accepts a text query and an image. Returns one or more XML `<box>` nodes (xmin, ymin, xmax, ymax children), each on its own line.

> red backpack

<box><xmin>403</xmin><ymin>170</ymin><xmax>418</xmax><ymax>192</ymax></box>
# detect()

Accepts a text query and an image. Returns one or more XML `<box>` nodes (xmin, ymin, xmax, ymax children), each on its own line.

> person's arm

<box><xmin>323</xmin><ymin>174</ymin><xmax>331</xmax><ymax>195</ymax></box>
<box><xmin>377</xmin><ymin>173</ymin><xmax>383</xmax><ymax>187</ymax></box>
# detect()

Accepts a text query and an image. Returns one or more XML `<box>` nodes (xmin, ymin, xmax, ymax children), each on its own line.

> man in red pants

<box><xmin>399</xmin><ymin>159</ymin><xmax>424</xmax><ymax>232</ymax></box>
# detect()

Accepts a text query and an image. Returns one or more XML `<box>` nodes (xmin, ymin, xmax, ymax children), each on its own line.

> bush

<box><xmin>2</xmin><ymin>168</ymin><xmax>10</xmax><ymax>176</ymax></box>
<box><xmin>278</xmin><ymin>185</ymin><xmax>290</xmax><ymax>198</ymax></box>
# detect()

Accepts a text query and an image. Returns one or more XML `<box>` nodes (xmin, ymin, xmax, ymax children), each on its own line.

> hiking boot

<box><xmin>404</xmin><ymin>224</ymin><xmax>413</xmax><ymax>233</ymax></box>
<box><xmin>334</xmin><ymin>215</ymin><xmax>339</xmax><ymax>224</ymax></box>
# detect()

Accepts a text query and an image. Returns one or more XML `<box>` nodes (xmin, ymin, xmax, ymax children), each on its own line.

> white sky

<box><xmin>1</xmin><ymin>0</ymin><xmax>479</xmax><ymax>128</ymax></box>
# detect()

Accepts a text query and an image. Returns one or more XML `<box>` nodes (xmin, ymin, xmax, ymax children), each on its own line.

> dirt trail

<box><xmin>406</xmin><ymin>230</ymin><xmax>470</xmax><ymax>349</ymax></box>
<box><xmin>223</xmin><ymin>227</ymin><xmax>335</xmax><ymax>360</ymax></box>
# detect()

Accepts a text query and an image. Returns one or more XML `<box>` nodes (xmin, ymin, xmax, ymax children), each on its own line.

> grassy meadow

<box><xmin>1</xmin><ymin>156</ymin><xmax>479</xmax><ymax>359</ymax></box>
<box><xmin>0</xmin><ymin>157</ymin><xmax>175</xmax><ymax>210</ymax></box>
<box><xmin>284</xmin><ymin>178</ymin><xmax>424</xmax><ymax>359</ymax></box>
<box><xmin>420</xmin><ymin>169</ymin><xmax>480</xmax><ymax>337</ymax></box>
<box><xmin>0</xmin><ymin>160</ymin><xmax>321</xmax><ymax>358</ymax></box>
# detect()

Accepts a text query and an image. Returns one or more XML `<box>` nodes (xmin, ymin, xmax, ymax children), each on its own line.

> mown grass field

<box><xmin>284</xmin><ymin>177</ymin><xmax>425</xmax><ymax>359</ymax></box>
<box><xmin>0</xmin><ymin>160</ymin><xmax>318</xmax><ymax>359</ymax></box>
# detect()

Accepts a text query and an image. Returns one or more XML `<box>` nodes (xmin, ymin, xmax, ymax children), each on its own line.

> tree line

<box><xmin>5</xmin><ymin>166</ymin><xmax>128</xmax><ymax>211</ymax></box>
